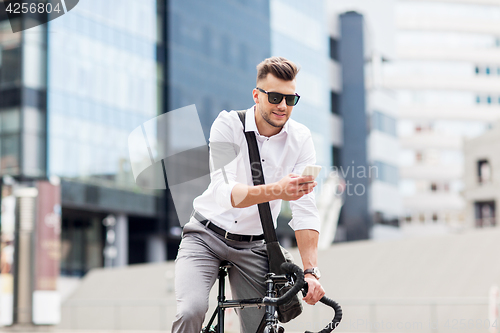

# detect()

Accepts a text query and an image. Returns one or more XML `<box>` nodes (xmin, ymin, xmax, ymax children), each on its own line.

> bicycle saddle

<box><xmin>219</xmin><ymin>261</ymin><xmax>233</xmax><ymax>269</ymax></box>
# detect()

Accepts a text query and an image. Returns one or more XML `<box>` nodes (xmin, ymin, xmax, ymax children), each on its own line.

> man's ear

<box><xmin>252</xmin><ymin>88</ymin><xmax>259</xmax><ymax>104</ymax></box>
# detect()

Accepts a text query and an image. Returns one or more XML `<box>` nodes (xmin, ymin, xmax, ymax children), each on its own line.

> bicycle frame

<box><xmin>203</xmin><ymin>262</ymin><xmax>286</xmax><ymax>333</ymax></box>
<box><xmin>202</xmin><ymin>261</ymin><xmax>342</xmax><ymax>333</ymax></box>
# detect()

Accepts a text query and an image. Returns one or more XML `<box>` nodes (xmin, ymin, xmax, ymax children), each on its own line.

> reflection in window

<box><xmin>0</xmin><ymin>47</ymin><xmax>22</xmax><ymax>88</ymax></box>
<box><xmin>0</xmin><ymin>134</ymin><xmax>19</xmax><ymax>174</ymax></box>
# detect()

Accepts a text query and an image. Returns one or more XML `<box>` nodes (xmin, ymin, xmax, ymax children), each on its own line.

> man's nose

<box><xmin>277</xmin><ymin>97</ymin><xmax>287</xmax><ymax>109</ymax></box>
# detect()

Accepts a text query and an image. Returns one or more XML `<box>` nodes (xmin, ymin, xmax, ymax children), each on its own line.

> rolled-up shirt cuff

<box><xmin>214</xmin><ymin>180</ymin><xmax>238</xmax><ymax>211</ymax></box>
<box><xmin>288</xmin><ymin>216</ymin><xmax>321</xmax><ymax>233</ymax></box>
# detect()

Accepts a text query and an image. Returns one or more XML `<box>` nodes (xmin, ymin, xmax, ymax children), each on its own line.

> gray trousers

<box><xmin>171</xmin><ymin>219</ymin><xmax>282</xmax><ymax>333</ymax></box>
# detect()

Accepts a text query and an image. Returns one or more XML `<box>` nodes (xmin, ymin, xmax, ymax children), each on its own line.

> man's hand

<box><xmin>275</xmin><ymin>174</ymin><xmax>316</xmax><ymax>201</ymax></box>
<box><xmin>303</xmin><ymin>275</ymin><xmax>325</xmax><ymax>305</ymax></box>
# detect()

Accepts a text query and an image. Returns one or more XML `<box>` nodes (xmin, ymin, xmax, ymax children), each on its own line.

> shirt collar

<box><xmin>245</xmin><ymin>105</ymin><xmax>289</xmax><ymax>136</ymax></box>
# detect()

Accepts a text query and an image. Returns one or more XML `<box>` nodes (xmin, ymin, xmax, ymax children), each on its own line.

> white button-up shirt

<box><xmin>193</xmin><ymin>105</ymin><xmax>320</xmax><ymax>235</ymax></box>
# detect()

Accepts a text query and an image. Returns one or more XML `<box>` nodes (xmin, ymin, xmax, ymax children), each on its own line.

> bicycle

<box><xmin>202</xmin><ymin>261</ymin><xmax>343</xmax><ymax>333</ymax></box>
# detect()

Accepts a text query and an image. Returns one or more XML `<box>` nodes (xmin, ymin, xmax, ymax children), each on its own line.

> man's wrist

<box><xmin>304</xmin><ymin>267</ymin><xmax>321</xmax><ymax>280</ymax></box>
<box><xmin>267</xmin><ymin>182</ymin><xmax>282</xmax><ymax>200</ymax></box>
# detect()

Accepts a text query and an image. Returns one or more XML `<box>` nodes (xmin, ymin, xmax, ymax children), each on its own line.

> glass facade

<box><xmin>270</xmin><ymin>0</ymin><xmax>331</xmax><ymax>171</ymax></box>
<box><xmin>46</xmin><ymin>0</ymin><xmax>159</xmax><ymax>189</ymax></box>
<box><xmin>168</xmin><ymin>0</ymin><xmax>271</xmax><ymax>142</ymax></box>
<box><xmin>0</xmin><ymin>15</ymin><xmax>46</xmax><ymax>177</ymax></box>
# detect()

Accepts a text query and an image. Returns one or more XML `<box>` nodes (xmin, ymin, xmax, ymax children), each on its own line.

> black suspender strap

<box><xmin>236</xmin><ymin>110</ymin><xmax>278</xmax><ymax>244</ymax></box>
<box><xmin>237</xmin><ymin>111</ymin><xmax>304</xmax><ymax>323</ymax></box>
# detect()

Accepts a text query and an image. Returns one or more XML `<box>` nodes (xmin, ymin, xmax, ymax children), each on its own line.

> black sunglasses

<box><xmin>256</xmin><ymin>87</ymin><xmax>300</xmax><ymax>106</ymax></box>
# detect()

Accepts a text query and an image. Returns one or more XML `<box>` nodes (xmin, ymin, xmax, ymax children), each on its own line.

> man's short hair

<box><xmin>256</xmin><ymin>56</ymin><xmax>300</xmax><ymax>84</ymax></box>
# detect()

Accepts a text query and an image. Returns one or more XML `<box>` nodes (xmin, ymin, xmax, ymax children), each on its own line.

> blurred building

<box><xmin>326</xmin><ymin>1</ymin><xmax>401</xmax><ymax>241</ymax></box>
<box><xmin>382</xmin><ymin>0</ymin><xmax>500</xmax><ymax>235</ymax></box>
<box><xmin>268</xmin><ymin>0</ymin><xmax>335</xmax><ymax>246</ymax></box>
<box><xmin>463</xmin><ymin>122</ymin><xmax>499</xmax><ymax>228</ymax></box>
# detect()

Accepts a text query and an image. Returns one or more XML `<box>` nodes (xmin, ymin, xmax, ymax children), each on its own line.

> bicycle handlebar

<box><xmin>305</xmin><ymin>295</ymin><xmax>343</xmax><ymax>333</ymax></box>
<box><xmin>261</xmin><ymin>262</ymin><xmax>305</xmax><ymax>306</ymax></box>
<box><xmin>251</xmin><ymin>262</ymin><xmax>343</xmax><ymax>333</ymax></box>
<box><xmin>301</xmin><ymin>282</ymin><xmax>343</xmax><ymax>333</ymax></box>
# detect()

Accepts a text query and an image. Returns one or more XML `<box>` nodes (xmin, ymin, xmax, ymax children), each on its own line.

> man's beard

<box><xmin>259</xmin><ymin>106</ymin><xmax>285</xmax><ymax>128</ymax></box>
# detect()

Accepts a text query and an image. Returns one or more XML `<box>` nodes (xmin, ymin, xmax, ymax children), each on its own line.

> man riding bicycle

<box><xmin>172</xmin><ymin>56</ymin><xmax>325</xmax><ymax>333</ymax></box>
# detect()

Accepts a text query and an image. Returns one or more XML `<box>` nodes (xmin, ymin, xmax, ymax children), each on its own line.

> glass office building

<box><xmin>46</xmin><ymin>0</ymin><xmax>161</xmax><ymax>274</ymax></box>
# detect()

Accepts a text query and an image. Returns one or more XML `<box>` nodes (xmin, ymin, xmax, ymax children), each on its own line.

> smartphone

<box><xmin>300</xmin><ymin>165</ymin><xmax>322</xmax><ymax>183</ymax></box>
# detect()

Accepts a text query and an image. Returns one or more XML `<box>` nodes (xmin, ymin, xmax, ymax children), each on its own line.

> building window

<box><xmin>329</xmin><ymin>37</ymin><xmax>339</xmax><ymax>61</ymax></box>
<box><xmin>474</xmin><ymin>201</ymin><xmax>496</xmax><ymax>227</ymax></box>
<box><xmin>477</xmin><ymin>159</ymin><xmax>492</xmax><ymax>184</ymax></box>
<box><xmin>475</xmin><ymin>66</ymin><xmax>480</xmax><ymax>74</ymax></box>
<box><xmin>332</xmin><ymin>146</ymin><xmax>341</xmax><ymax>169</ymax></box>
<box><xmin>419</xmin><ymin>213</ymin><xmax>425</xmax><ymax>223</ymax></box>
<box><xmin>405</xmin><ymin>215</ymin><xmax>412</xmax><ymax>223</ymax></box>
<box><xmin>430</xmin><ymin>183</ymin><xmax>437</xmax><ymax>191</ymax></box>
<box><xmin>476</xmin><ymin>96</ymin><xmax>481</xmax><ymax>104</ymax></box>
<box><xmin>330</xmin><ymin>91</ymin><xmax>339</xmax><ymax>114</ymax></box>
<box><xmin>372</xmin><ymin>111</ymin><xmax>396</xmax><ymax>136</ymax></box>
<box><xmin>486</xmin><ymin>67</ymin><xmax>491</xmax><ymax>75</ymax></box>
<box><xmin>373</xmin><ymin>161</ymin><xmax>398</xmax><ymax>185</ymax></box>
<box><xmin>487</xmin><ymin>96</ymin><xmax>492</xmax><ymax>104</ymax></box>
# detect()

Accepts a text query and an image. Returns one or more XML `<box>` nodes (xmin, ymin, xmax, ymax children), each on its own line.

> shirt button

<box><xmin>262</xmin><ymin>159</ymin><xmax>265</xmax><ymax>162</ymax></box>
<box><xmin>235</xmin><ymin>221</ymin><xmax>237</xmax><ymax>223</ymax></box>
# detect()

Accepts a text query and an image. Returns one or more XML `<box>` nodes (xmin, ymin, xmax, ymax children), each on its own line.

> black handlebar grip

<box><xmin>305</xmin><ymin>295</ymin><xmax>343</xmax><ymax>333</ymax></box>
<box><xmin>262</xmin><ymin>262</ymin><xmax>305</xmax><ymax>306</ymax></box>
<box><xmin>275</xmin><ymin>262</ymin><xmax>305</xmax><ymax>306</ymax></box>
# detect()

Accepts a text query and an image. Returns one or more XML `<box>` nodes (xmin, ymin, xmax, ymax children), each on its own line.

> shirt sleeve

<box><xmin>288</xmin><ymin>134</ymin><xmax>321</xmax><ymax>232</ymax></box>
<box><xmin>208</xmin><ymin>111</ymin><xmax>240</xmax><ymax>211</ymax></box>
